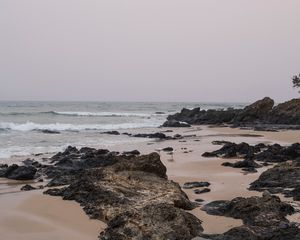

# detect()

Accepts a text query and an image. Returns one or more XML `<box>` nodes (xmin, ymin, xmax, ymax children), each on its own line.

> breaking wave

<box><xmin>0</xmin><ymin>121</ymin><xmax>161</xmax><ymax>132</ymax></box>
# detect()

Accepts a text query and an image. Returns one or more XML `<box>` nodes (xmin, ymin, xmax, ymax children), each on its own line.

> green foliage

<box><xmin>292</xmin><ymin>74</ymin><xmax>300</xmax><ymax>92</ymax></box>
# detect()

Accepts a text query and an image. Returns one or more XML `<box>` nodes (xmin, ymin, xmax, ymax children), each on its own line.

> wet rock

<box><xmin>23</xmin><ymin>159</ymin><xmax>42</xmax><ymax>168</ymax></box>
<box><xmin>4</xmin><ymin>164</ymin><xmax>37</xmax><ymax>180</ymax></box>
<box><xmin>222</xmin><ymin>158</ymin><xmax>261</xmax><ymax>170</ymax></box>
<box><xmin>162</xmin><ymin>147</ymin><xmax>174</xmax><ymax>152</ymax></box>
<box><xmin>249</xmin><ymin>161</ymin><xmax>300</xmax><ymax>200</ymax></box>
<box><xmin>102</xmin><ymin>131</ymin><xmax>120</xmax><ymax>135</ymax></box>
<box><xmin>162</xmin><ymin>120</ymin><xmax>191</xmax><ymax>128</ymax></box>
<box><xmin>202</xmin><ymin>142</ymin><xmax>261</xmax><ymax>158</ymax></box>
<box><xmin>21</xmin><ymin>184</ymin><xmax>37</xmax><ymax>191</ymax></box>
<box><xmin>201</xmin><ymin>193</ymin><xmax>300</xmax><ymax>240</ymax></box>
<box><xmin>194</xmin><ymin>188</ymin><xmax>211</xmax><ymax>194</ymax></box>
<box><xmin>183</xmin><ymin>182</ymin><xmax>210</xmax><ymax>189</ymax></box>
<box><xmin>123</xmin><ymin>150</ymin><xmax>140</xmax><ymax>155</ymax></box>
<box><xmin>38</xmin><ymin>129</ymin><xmax>61</xmax><ymax>134</ymax></box>
<box><xmin>132</xmin><ymin>132</ymin><xmax>168</xmax><ymax>139</ymax></box>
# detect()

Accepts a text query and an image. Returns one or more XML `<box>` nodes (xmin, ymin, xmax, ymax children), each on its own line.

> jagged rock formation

<box><xmin>200</xmin><ymin>192</ymin><xmax>300</xmax><ymax>240</ymax></box>
<box><xmin>164</xmin><ymin>97</ymin><xmax>300</xmax><ymax>128</ymax></box>
<box><xmin>38</xmin><ymin>147</ymin><xmax>204</xmax><ymax>239</ymax></box>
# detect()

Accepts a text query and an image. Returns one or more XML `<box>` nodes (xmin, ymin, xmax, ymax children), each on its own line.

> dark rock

<box><xmin>44</xmin><ymin>150</ymin><xmax>203</xmax><ymax>239</ymax></box>
<box><xmin>249</xmin><ymin>161</ymin><xmax>300</xmax><ymax>200</ymax></box>
<box><xmin>194</xmin><ymin>188</ymin><xmax>211</xmax><ymax>194</ymax></box>
<box><xmin>4</xmin><ymin>164</ymin><xmax>37</xmax><ymax>180</ymax></box>
<box><xmin>183</xmin><ymin>182</ymin><xmax>210</xmax><ymax>189</ymax></box>
<box><xmin>102</xmin><ymin>131</ymin><xmax>120</xmax><ymax>135</ymax></box>
<box><xmin>162</xmin><ymin>147</ymin><xmax>174</xmax><ymax>152</ymax></box>
<box><xmin>202</xmin><ymin>142</ymin><xmax>260</xmax><ymax>158</ymax></box>
<box><xmin>166</xmin><ymin>97</ymin><xmax>300</xmax><ymax>128</ymax></box>
<box><xmin>162</xmin><ymin>120</ymin><xmax>191</xmax><ymax>128</ymax></box>
<box><xmin>39</xmin><ymin>129</ymin><xmax>61</xmax><ymax>134</ymax></box>
<box><xmin>233</xmin><ymin>97</ymin><xmax>274</xmax><ymax>123</ymax></box>
<box><xmin>123</xmin><ymin>150</ymin><xmax>140</xmax><ymax>155</ymax></box>
<box><xmin>201</xmin><ymin>192</ymin><xmax>300</xmax><ymax>240</ymax></box>
<box><xmin>132</xmin><ymin>132</ymin><xmax>168</xmax><ymax>139</ymax></box>
<box><xmin>21</xmin><ymin>184</ymin><xmax>37</xmax><ymax>191</ymax></box>
<box><xmin>222</xmin><ymin>158</ymin><xmax>261</xmax><ymax>170</ymax></box>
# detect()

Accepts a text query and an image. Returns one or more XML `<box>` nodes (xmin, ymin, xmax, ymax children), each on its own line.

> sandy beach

<box><xmin>0</xmin><ymin>125</ymin><xmax>299</xmax><ymax>239</ymax></box>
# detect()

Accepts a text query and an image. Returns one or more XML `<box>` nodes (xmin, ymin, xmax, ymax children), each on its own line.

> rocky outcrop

<box><xmin>166</xmin><ymin>107</ymin><xmax>240</xmax><ymax>125</ymax></box>
<box><xmin>203</xmin><ymin>142</ymin><xmax>300</xmax><ymax>174</ymax></box>
<box><xmin>42</xmin><ymin>147</ymin><xmax>203</xmax><ymax>239</ymax></box>
<box><xmin>250</xmin><ymin>161</ymin><xmax>300</xmax><ymax>201</ymax></box>
<box><xmin>233</xmin><ymin>97</ymin><xmax>274</xmax><ymax>123</ymax></box>
<box><xmin>201</xmin><ymin>192</ymin><xmax>300</xmax><ymax>240</ymax></box>
<box><xmin>0</xmin><ymin>164</ymin><xmax>37</xmax><ymax>180</ymax></box>
<box><xmin>267</xmin><ymin>98</ymin><xmax>300</xmax><ymax>125</ymax></box>
<box><xmin>164</xmin><ymin>97</ymin><xmax>300</xmax><ymax>128</ymax></box>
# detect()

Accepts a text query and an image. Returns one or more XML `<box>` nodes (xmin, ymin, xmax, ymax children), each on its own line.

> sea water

<box><xmin>0</xmin><ymin>101</ymin><xmax>246</xmax><ymax>161</ymax></box>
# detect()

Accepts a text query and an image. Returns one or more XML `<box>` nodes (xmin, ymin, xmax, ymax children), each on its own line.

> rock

<box><xmin>123</xmin><ymin>150</ymin><xmax>140</xmax><ymax>155</ymax></box>
<box><xmin>222</xmin><ymin>158</ymin><xmax>261</xmax><ymax>170</ymax></box>
<box><xmin>21</xmin><ymin>184</ymin><xmax>37</xmax><ymax>191</ymax></box>
<box><xmin>201</xmin><ymin>194</ymin><xmax>299</xmax><ymax>240</ymax></box>
<box><xmin>268</xmin><ymin>98</ymin><xmax>300</xmax><ymax>125</ymax></box>
<box><xmin>162</xmin><ymin>120</ymin><xmax>191</xmax><ymax>128</ymax></box>
<box><xmin>249</xmin><ymin>161</ymin><xmax>300</xmax><ymax>200</ymax></box>
<box><xmin>167</xmin><ymin>107</ymin><xmax>240</xmax><ymax>125</ymax></box>
<box><xmin>194</xmin><ymin>188</ymin><xmax>211</xmax><ymax>194</ymax></box>
<box><xmin>233</xmin><ymin>97</ymin><xmax>274</xmax><ymax>123</ymax></box>
<box><xmin>4</xmin><ymin>164</ymin><xmax>37</xmax><ymax>180</ymax></box>
<box><xmin>162</xmin><ymin>147</ymin><xmax>174</xmax><ymax>152</ymax></box>
<box><xmin>165</xmin><ymin>97</ymin><xmax>300</xmax><ymax>128</ymax></box>
<box><xmin>38</xmin><ymin>129</ymin><xmax>61</xmax><ymax>134</ymax></box>
<box><xmin>183</xmin><ymin>182</ymin><xmax>210</xmax><ymax>189</ymax></box>
<box><xmin>132</xmin><ymin>132</ymin><xmax>168</xmax><ymax>139</ymax></box>
<box><xmin>43</xmin><ymin>150</ymin><xmax>203</xmax><ymax>239</ymax></box>
<box><xmin>202</xmin><ymin>142</ymin><xmax>260</xmax><ymax>158</ymax></box>
<box><xmin>195</xmin><ymin>199</ymin><xmax>205</xmax><ymax>203</ymax></box>
<box><xmin>102</xmin><ymin>131</ymin><xmax>120</xmax><ymax>135</ymax></box>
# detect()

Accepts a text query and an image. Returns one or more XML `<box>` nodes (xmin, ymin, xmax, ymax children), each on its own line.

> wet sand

<box><xmin>0</xmin><ymin>126</ymin><xmax>299</xmax><ymax>238</ymax></box>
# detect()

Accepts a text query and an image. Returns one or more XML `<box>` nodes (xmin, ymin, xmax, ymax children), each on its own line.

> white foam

<box><xmin>53</xmin><ymin>111</ymin><xmax>156</xmax><ymax>117</ymax></box>
<box><xmin>0</xmin><ymin>121</ymin><xmax>162</xmax><ymax>132</ymax></box>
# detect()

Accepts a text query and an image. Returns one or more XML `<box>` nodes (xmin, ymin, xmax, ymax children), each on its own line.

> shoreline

<box><xmin>0</xmin><ymin>125</ymin><xmax>299</xmax><ymax>239</ymax></box>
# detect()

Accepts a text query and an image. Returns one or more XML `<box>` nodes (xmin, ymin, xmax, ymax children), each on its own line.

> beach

<box><xmin>1</xmin><ymin>125</ymin><xmax>299</xmax><ymax>239</ymax></box>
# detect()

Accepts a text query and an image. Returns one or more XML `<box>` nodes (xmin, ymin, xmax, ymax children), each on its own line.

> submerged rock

<box><xmin>162</xmin><ymin>120</ymin><xmax>191</xmax><ymax>128</ymax></box>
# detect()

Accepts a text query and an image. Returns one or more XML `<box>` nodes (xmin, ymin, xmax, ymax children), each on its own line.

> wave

<box><xmin>0</xmin><ymin>111</ymin><xmax>164</xmax><ymax>118</ymax></box>
<box><xmin>0</xmin><ymin>121</ymin><xmax>161</xmax><ymax>132</ymax></box>
<box><xmin>49</xmin><ymin>111</ymin><xmax>155</xmax><ymax>117</ymax></box>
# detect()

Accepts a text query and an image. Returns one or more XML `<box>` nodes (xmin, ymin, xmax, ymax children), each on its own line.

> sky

<box><xmin>0</xmin><ymin>0</ymin><xmax>300</xmax><ymax>102</ymax></box>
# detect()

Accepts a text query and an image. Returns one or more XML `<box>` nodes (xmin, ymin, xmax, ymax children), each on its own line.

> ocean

<box><xmin>0</xmin><ymin>101</ymin><xmax>246</xmax><ymax>161</ymax></box>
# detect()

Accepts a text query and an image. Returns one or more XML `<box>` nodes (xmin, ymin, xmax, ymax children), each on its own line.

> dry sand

<box><xmin>0</xmin><ymin>126</ymin><xmax>299</xmax><ymax>238</ymax></box>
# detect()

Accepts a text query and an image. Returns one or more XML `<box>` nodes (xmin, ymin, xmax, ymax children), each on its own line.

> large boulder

<box><xmin>234</xmin><ymin>97</ymin><xmax>274</xmax><ymax>123</ymax></box>
<box><xmin>44</xmin><ymin>150</ymin><xmax>203</xmax><ymax>239</ymax></box>
<box><xmin>268</xmin><ymin>98</ymin><xmax>300</xmax><ymax>125</ymax></box>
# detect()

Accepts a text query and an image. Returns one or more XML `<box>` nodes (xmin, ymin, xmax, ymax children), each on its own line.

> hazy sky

<box><xmin>1</xmin><ymin>1</ymin><xmax>300</xmax><ymax>102</ymax></box>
